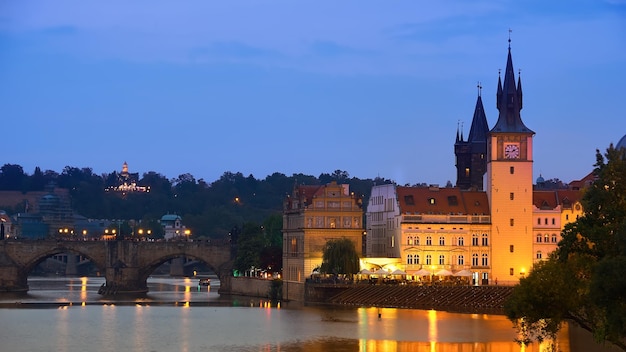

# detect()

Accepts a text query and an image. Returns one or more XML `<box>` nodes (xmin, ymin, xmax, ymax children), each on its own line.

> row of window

<box><xmin>537</xmin><ymin>217</ymin><xmax>557</xmax><ymax>225</ymax></box>
<box><xmin>406</xmin><ymin>234</ymin><xmax>489</xmax><ymax>246</ymax></box>
<box><xmin>536</xmin><ymin>233</ymin><xmax>559</xmax><ymax>243</ymax></box>
<box><xmin>407</xmin><ymin>253</ymin><xmax>489</xmax><ymax>266</ymax></box>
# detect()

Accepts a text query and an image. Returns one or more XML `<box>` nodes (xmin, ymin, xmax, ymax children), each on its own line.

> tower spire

<box><xmin>491</xmin><ymin>35</ymin><xmax>534</xmax><ymax>134</ymax></box>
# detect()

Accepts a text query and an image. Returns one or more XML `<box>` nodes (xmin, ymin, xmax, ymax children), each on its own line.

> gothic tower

<box><xmin>455</xmin><ymin>88</ymin><xmax>490</xmax><ymax>190</ymax></box>
<box><xmin>486</xmin><ymin>39</ymin><xmax>535</xmax><ymax>284</ymax></box>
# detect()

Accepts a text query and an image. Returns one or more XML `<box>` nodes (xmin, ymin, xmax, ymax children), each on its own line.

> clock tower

<box><xmin>486</xmin><ymin>40</ymin><xmax>535</xmax><ymax>284</ymax></box>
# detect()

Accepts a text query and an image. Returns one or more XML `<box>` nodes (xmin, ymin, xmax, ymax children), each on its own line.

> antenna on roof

<box><xmin>477</xmin><ymin>81</ymin><xmax>482</xmax><ymax>97</ymax></box>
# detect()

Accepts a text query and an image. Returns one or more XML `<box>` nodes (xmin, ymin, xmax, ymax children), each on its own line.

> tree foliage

<box><xmin>0</xmin><ymin>165</ymin><xmax>394</xmax><ymax>240</ymax></box>
<box><xmin>320</xmin><ymin>238</ymin><xmax>360</xmax><ymax>275</ymax></box>
<box><xmin>505</xmin><ymin>145</ymin><xmax>626</xmax><ymax>351</ymax></box>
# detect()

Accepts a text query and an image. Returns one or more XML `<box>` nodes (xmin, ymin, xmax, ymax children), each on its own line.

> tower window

<box><xmin>465</xmin><ymin>168</ymin><xmax>470</xmax><ymax>177</ymax></box>
<box><xmin>510</xmin><ymin>268</ymin><xmax>514</xmax><ymax>276</ymax></box>
<box><xmin>510</xmin><ymin>245</ymin><xmax>514</xmax><ymax>253</ymax></box>
<box><xmin>510</xmin><ymin>192</ymin><xmax>514</xmax><ymax>200</ymax></box>
<box><xmin>510</xmin><ymin>218</ymin><xmax>514</xmax><ymax>226</ymax></box>
<box><xmin>510</xmin><ymin>167</ymin><xmax>515</xmax><ymax>174</ymax></box>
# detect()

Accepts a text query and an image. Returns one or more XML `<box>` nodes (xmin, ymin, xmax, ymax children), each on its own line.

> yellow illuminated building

<box><xmin>282</xmin><ymin>181</ymin><xmax>364</xmax><ymax>301</ymax></box>
<box><xmin>364</xmin><ymin>42</ymin><xmax>586</xmax><ymax>286</ymax></box>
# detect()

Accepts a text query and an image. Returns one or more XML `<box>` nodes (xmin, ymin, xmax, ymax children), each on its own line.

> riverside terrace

<box><xmin>305</xmin><ymin>282</ymin><xmax>514</xmax><ymax>315</ymax></box>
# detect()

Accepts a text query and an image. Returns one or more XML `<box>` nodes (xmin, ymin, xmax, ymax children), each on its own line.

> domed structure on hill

<box><xmin>617</xmin><ymin>134</ymin><xmax>626</xmax><ymax>150</ymax></box>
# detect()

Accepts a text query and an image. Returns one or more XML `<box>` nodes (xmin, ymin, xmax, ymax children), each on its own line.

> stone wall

<box><xmin>228</xmin><ymin>277</ymin><xmax>272</xmax><ymax>298</ymax></box>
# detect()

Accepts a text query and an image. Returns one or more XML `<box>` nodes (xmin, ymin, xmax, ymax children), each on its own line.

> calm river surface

<box><xmin>0</xmin><ymin>276</ymin><xmax>595</xmax><ymax>352</ymax></box>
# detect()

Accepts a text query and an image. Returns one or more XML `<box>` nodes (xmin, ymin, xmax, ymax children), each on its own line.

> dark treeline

<box><xmin>0</xmin><ymin>164</ymin><xmax>393</xmax><ymax>239</ymax></box>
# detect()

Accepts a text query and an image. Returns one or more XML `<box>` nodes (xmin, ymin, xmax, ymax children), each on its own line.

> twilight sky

<box><xmin>1</xmin><ymin>1</ymin><xmax>625</xmax><ymax>186</ymax></box>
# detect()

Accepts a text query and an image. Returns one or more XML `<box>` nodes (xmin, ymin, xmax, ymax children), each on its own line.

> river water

<box><xmin>0</xmin><ymin>276</ymin><xmax>598</xmax><ymax>352</ymax></box>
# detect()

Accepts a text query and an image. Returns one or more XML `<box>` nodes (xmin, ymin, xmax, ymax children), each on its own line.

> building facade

<box><xmin>364</xmin><ymin>42</ymin><xmax>585</xmax><ymax>286</ymax></box>
<box><xmin>282</xmin><ymin>181</ymin><xmax>364</xmax><ymax>301</ymax></box>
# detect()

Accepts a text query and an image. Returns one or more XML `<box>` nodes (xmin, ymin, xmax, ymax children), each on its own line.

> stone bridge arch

<box><xmin>0</xmin><ymin>241</ymin><xmax>108</xmax><ymax>292</ymax></box>
<box><xmin>0</xmin><ymin>240</ymin><xmax>233</xmax><ymax>295</ymax></box>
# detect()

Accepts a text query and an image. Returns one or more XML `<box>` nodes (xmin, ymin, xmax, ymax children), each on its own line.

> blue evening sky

<box><xmin>1</xmin><ymin>1</ymin><xmax>625</xmax><ymax>186</ymax></box>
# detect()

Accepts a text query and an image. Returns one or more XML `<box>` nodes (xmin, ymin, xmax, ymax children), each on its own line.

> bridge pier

<box><xmin>100</xmin><ymin>241</ymin><xmax>148</xmax><ymax>295</ymax></box>
<box><xmin>0</xmin><ymin>265</ymin><xmax>28</xmax><ymax>293</ymax></box>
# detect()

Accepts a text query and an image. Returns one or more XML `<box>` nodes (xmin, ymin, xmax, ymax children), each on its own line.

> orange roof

<box><xmin>396</xmin><ymin>186</ymin><xmax>490</xmax><ymax>215</ymax></box>
<box><xmin>569</xmin><ymin>171</ymin><xmax>596</xmax><ymax>190</ymax></box>
<box><xmin>533</xmin><ymin>190</ymin><xmax>583</xmax><ymax>210</ymax></box>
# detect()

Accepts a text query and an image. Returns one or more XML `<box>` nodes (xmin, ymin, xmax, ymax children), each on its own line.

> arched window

<box><xmin>481</xmin><ymin>234</ymin><xmax>488</xmax><ymax>246</ymax></box>
<box><xmin>407</xmin><ymin>236</ymin><xmax>412</xmax><ymax>245</ymax></box>
<box><xmin>426</xmin><ymin>236</ymin><xmax>432</xmax><ymax>245</ymax></box>
<box><xmin>481</xmin><ymin>253</ymin><xmax>488</xmax><ymax>266</ymax></box>
<box><xmin>415</xmin><ymin>255</ymin><xmax>420</xmax><ymax>265</ymax></box>
<box><xmin>415</xmin><ymin>237</ymin><xmax>420</xmax><ymax>246</ymax></box>
<box><xmin>551</xmin><ymin>234</ymin><xmax>558</xmax><ymax>243</ymax></box>
<box><xmin>439</xmin><ymin>236</ymin><xmax>445</xmax><ymax>246</ymax></box>
<box><xmin>536</xmin><ymin>234</ymin><xmax>542</xmax><ymax>243</ymax></box>
<box><xmin>407</xmin><ymin>254</ymin><xmax>413</xmax><ymax>264</ymax></box>
<box><xmin>458</xmin><ymin>237</ymin><xmax>464</xmax><ymax>246</ymax></box>
<box><xmin>544</xmin><ymin>234</ymin><xmax>549</xmax><ymax>243</ymax></box>
<box><xmin>536</xmin><ymin>251</ymin><xmax>543</xmax><ymax>259</ymax></box>
<box><xmin>472</xmin><ymin>253</ymin><xmax>479</xmax><ymax>266</ymax></box>
<box><xmin>439</xmin><ymin>255</ymin><xmax>445</xmax><ymax>265</ymax></box>
<box><xmin>472</xmin><ymin>234</ymin><xmax>479</xmax><ymax>246</ymax></box>
<box><xmin>426</xmin><ymin>254</ymin><xmax>432</xmax><ymax>265</ymax></box>
<box><xmin>458</xmin><ymin>255</ymin><xmax>464</xmax><ymax>265</ymax></box>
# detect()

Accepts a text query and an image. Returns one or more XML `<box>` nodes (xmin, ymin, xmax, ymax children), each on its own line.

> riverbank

<box><xmin>306</xmin><ymin>284</ymin><xmax>514</xmax><ymax>315</ymax></box>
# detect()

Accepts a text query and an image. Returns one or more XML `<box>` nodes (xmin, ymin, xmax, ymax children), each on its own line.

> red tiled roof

<box><xmin>533</xmin><ymin>190</ymin><xmax>583</xmax><ymax>210</ymax></box>
<box><xmin>396</xmin><ymin>186</ymin><xmax>490</xmax><ymax>215</ymax></box>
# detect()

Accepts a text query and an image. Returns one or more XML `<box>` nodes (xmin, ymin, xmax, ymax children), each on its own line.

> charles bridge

<box><xmin>0</xmin><ymin>239</ymin><xmax>233</xmax><ymax>294</ymax></box>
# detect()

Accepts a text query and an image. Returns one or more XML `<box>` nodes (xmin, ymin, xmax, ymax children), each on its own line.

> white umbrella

<box><xmin>391</xmin><ymin>269</ymin><xmax>407</xmax><ymax>276</ymax></box>
<box><xmin>373</xmin><ymin>268</ymin><xmax>390</xmax><ymax>275</ymax></box>
<box><xmin>435</xmin><ymin>269</ymin><xmax>453</xmax><ymax>276</ymax></box>
<box><xmin>359</xmin><ymin>269</ymin><xmax>372</xmax><ymax>275</ymax></box>
<box><xmin>413</xmin><ymin>268</ymin><xmax>431</xmax><ymax>276</ymax></box>
<box><xmin>454</xmin><ymin>269</ymin><xmax>472</xmax><ymax>277</ymax></box>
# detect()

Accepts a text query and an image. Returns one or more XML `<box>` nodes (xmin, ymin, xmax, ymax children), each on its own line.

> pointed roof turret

<box><xmin>491</xmin><ymin>39</ymin><xmax>534</xmax><ymax>134</ymax></box>
<box><xmin>467</xmin><ymin>85</ymin><xmax>489</xmax><ymax>144</ymax></box>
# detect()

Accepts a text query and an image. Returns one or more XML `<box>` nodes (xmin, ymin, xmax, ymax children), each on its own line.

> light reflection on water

<box><xmin>0</xmin><ymin>276</ymin><xmax>573</xmax><ymax>352</ymax></box>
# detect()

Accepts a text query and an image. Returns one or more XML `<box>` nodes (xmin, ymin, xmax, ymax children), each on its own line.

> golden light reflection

<box><xmin>80</xmin><ymin>277</ymin><xmax>88</xmax><ymax>303</ymax></box>
<box><xmin>428</xmin><ymin>309</ymin><xmax>438</xmax><ymax>342</ymax></box>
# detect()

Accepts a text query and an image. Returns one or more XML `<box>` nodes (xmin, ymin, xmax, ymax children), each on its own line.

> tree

<box><xmin>320</xmin><ymin>238</ymin><xmax>360</xmax><ymax>276</ymax></box>
<box><xmin>505</xmin><ymin>145</ymin><xmax>626</xmax><ymax>351</ymax></box>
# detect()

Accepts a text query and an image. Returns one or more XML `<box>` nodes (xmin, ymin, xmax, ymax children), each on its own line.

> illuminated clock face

<box><xmin>504</xmin><ymin>144</ymin><xmax>520</xmax><ymax>159</ymax></box>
